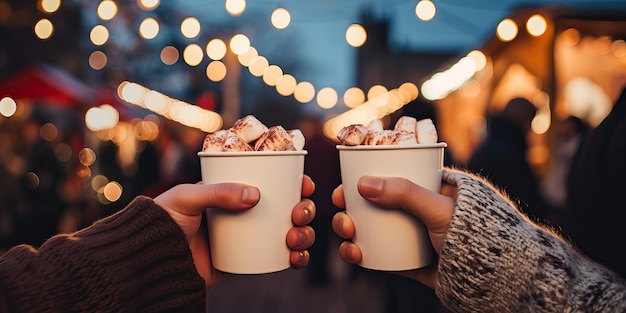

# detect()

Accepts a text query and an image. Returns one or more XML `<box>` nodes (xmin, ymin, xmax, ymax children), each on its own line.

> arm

<box><xmin>0</xmin><ymin>196</ymin><xmax>205</xmax><ymax>312</ymax></box>
<box><xmin>332</xmin><ymin>168</ymin><xmax>626</xmax><ymax>313</ymax></box>
<box><xmin>437</xmin><ymin>169</ymin><xmax>626</xmax><ymax>312</ymax></box>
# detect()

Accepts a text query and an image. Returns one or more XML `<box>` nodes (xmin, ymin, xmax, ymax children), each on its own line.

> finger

<box><xmin>301</xmin><ymin>175</ymin><xmax>315</xmax><ymax>197</ymax></box>
<box><xmin>286</xmin><ymin>226</ymin><xmax>315</xmax><ymax>250</ymax></box>
<box><xmin>338</xmin><ymin>241</ymin><xmax>362</xmax><ymax>264</ymax></box>
<box><xmin>331</xmin><ymin>185</ymin><xmax>346</xmax><ymax>209</ymax></box>
<box><xmin>155</xmin><ymin>183</ymin><xmax>260</xmax><ymax>217</ymax></box>
<box><xmin>331</xmin><ymin>211</ymin><xmax>355</xmax><ymax>240</ymax></box>
<box><xmin>290</xmin><ymin>250</ymin><xmax>310</xmax><ymax>269</ymax></box>
<box><xmin>357</xmin><ymin>176</ymin><xmax>454</xmax><ymax>230</ymax></box>
<box><xmin>292</xmin><ymin>199</ymin><xmax>315</xmax><ymax>226</ymax></box>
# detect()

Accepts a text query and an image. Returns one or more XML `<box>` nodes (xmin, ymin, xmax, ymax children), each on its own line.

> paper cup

<box><xmin>198</xmin><ymin>150</ymin><xmax>307</xmax><ymax>274</ymax></box>
<box><xmin>337</xmin><ymin>142</ymin><xmax>446</xmax><ymax>271</ymax></box>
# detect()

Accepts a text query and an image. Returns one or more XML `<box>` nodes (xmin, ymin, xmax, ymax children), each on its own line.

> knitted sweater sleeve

<box><xmin>0</xmin><ymin>196</ymin><xmax>206</xmax><ymax>313</ymax></box>
<box><xmin>435</xmin><ymin>169</ymin><xmax>626</xmax><ymax>313</ymax></box>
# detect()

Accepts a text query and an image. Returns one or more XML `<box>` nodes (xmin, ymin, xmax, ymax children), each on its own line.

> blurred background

<box><xmin>0</xmin><ymin>0</ymin><xmax>625</xmax><ymax>312</ymax></box>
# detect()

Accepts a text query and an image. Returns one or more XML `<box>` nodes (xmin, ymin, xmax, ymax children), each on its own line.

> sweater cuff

<box><xmin>2</xmin><ymin>196</ymin><xmax>206</xmax><ymax>312</ymax></box>
<box><xmin>434</xmin><ymin>169</ymin><xmax>556</xmax><ymax>311</ymax></box>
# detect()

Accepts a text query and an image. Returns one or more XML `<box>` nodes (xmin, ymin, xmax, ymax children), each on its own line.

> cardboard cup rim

<box><xmin>336</xmin><ymin>142</ymin><xmax>447</xmax><ymax>151</ymax></box>
<box><xmin>198</xmin><ymin>150</ymin><xmax>308</xmax><ymax>157</ymax></box>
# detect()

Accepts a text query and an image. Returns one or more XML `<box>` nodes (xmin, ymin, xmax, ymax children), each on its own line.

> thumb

<box><xmin>155</xmin><ymin>183</ymin><xmax>261</xmax><ymax>218</ymax></box>
<box><xmin>357</xmin><ymin>176</ymin><xmax>454</xmax><ymax>253</ymax></box>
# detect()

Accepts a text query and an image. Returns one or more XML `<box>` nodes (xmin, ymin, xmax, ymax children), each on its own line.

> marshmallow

<box><xmin>367</xmin><ymin>119</ymin><xmax>384</xmax><ymax>132</ymax></box>
<box><xmin>416</xmin><ymin>118</ymin><xmax>438</xmax><ymax>144</ymax></box>
<box><xmin>202</xmin><ymin>129</ymin><xmax>228</xmax><ymax>152</ymax></box>
<box><xmin>394</xmin><ymin>116</ymin><xmax>417</xmax><ymax>134</ymax></box>
<box><xmin>231</xmin><ymin>115</ymin><xmax>269</xmax><ymax>143</ymax></box>
<box><xmin>392</xmin><ymin>131</ymin><xmax>418</xmax><ymax>145</ymax></box>
<box><xmin>223</xmin><ymin>131</ymin><xmax>254</xmax><ymax>152</ymax></box>
<box><xmin>287</xmin><ymin>129</ymin><xmax>305</xmax><ymax>151</ymax></box>
<box><xmin>364</xmin><ymin>130</ymin><xmax>417</xmax><ymax>146</ymax></box>
<box><xmin>254</xmin><ymin>126</ymin><xmax>292</xmax><ymax>151</ymax></box>
<box><xmin>337</xmin><ymin>124</ymin><xmax>369</xmax><ymax>146</ymax></box>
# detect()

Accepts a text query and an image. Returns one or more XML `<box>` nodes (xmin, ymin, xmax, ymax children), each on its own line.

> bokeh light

<box><xmin>206</xmin><ymin>39</ymin><xmax>227</xmax><ymax>60</ymax></box>
<box><xmin>415</xmin><ymin>0</ymin><xmax>436</xmax><ymax>21</ymax></box>
<box><xmin>139</xmin><ymin>17</ymin><xmax>159</xmax><ymax>39</ymax></box>
<box><xmin>497</xmin><ymin>18</ymin><xmax>518</xmax><ymax>42</ymax></box>
<box><xmin>97</xmin><ymin>0</ymin><xmax>118</xmax><ymax>21</ymax></box>
<box><xmin>0</xmin><ymin>97</ymin><xmax>17</xmax><ymax>117</ymax></box>
<box><xmin>346</xmin><ymin>24</ymin><xmax>367</xmax><ymax>47</ymax></box>
<box><xmin>34</xmin><ymin>18</ymin><xmax>53</xmax><ymax>39</ymax></box>
<box><xmin>271</xmin><ymin>8</ymin><xmax>291</xmax><ymax>29</ymax></box>
<box><xmin>181</xmin><ymin>17</ymin><xmax>201</xmax><ymax>38</ymax></box>
<box><xmin>526</xmin><ymin>14</ymin><xmax>547</xmax><ymax>37</ymax></box>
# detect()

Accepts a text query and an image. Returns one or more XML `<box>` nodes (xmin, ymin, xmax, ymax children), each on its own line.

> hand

<box><xmin>331</xmin><ymin>176</ymin><xmax>456</xmax><ymax>288</ymax></box>
<box><xmin>154</xmin><ymin>175</ymin><xmax>316</xmax><ymax>287</ymax></box>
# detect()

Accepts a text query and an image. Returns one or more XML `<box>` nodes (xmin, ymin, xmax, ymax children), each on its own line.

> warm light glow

<box><xmin>248</xmin><ymin>56</ymin><xmax>269</xmax><ymax>77</ymax></box>
<box><xmin>0</xmin><ymin>97</ymin><xmax>17</xmax><ymax>117</ymax></box>
<box><xmin>103</xmin><ymin>181</ymin><xmax>123</xmax><ymax>202</ymax></box>
<box><xmin>40</xmin><ymin>0</ymin><xmax>60</xmax><ymax>13</ymax></box>
<box><xmin>206</xmin><ymin>61</ymin><xmax>227</xmax><ymax>82</ymax></box>
<box><xmin>183</xmin><ymin>44</ymin><xmax>203</xmax><ymax>66</ymax></box>
<box><xmin>139</xmin><ymin>17</ymin><xmax>159</xmax><ymax>39</ymax></box>
<box><xmin>90</xmin><ymin>25</ymin><xmax>109</xmax><ymax>46</ymax></box>
<box><xmin>316</xmin><ymin>87</ymin><xmax>338</xmax><ymax>109</ymax></box>
<box><xmin>160</xmin><ymin>46</ymin><xmax>179</xmax><ymax>65</ymax></box>
<box><xmin>34</xmin><ymin>18</ymin><xmax>53</xmax><ymax>39</ymax></box>
<box><xmin>467</xmin><ymin>50</ymin><xmax>487</xmax><ymax>71</ymax></box>
<box><xmin>343</xmin><ymin>87</ymin><xmax>365</xmax><ymax>108</ymax></box>
<box><xmin>346</xmin><ymin>24</ymin><xmax>367</xmax><ymax>47</ymax></box>
<box><xmin>85</xmin><ymin>104</ymin><xmax>119</xmax><ymax>131</ymax></box>
<box><xmin>40</xmin><ymin>123</ymin><xmax>58</xmax><ymax>141</ymax></box>
<box><xmin>497</xmin><ymin>18</ymin><xmax>518</xmax><ymax>42</ymax></box>
<box><xmin>294</xmin><ymin>81</ymin><xmax>315</xmax><ymax>103</ymax></box>
<box><xmin>118</xmin><ymin>81</ymin><xmax>222</xmax><ymax>132</ymax></box>
<box><xmin>225</xmin><ymin>0</ymin><xmax>246</xmax><ymax>16</ymax></box>
<box><xmin>138</xmin><ymin>0</ymin><xmax>160</xmax><ymax>11</ymax></box>
<box><xmin>275</xmin><ymin>74</ymin><xmax>297</xmax><ymax>96</ymax></box>
<box><xmin>78</xmin><ymin>148</ymin><xmax>96</xmax><ymax>167</ymax></box>
<box><xmin>262</xmin><ymin>65</ymin><xmax>283</xmax><ymax>86</ymax></box>
<box><xmin>97</xmin><ymin>0</ymin><xmax>118</xmax><ymax>20</ymax></box>
<box><xmin>206</xmin><ymin>39</ymin><xmax>227</xmax><ymax>60</ymax></box>
<box><xmin>180</xmin><ymin>17</ymin><xmax>201</xmax><ymax>39</ymax></box>
<box><xmin>89</xmin><ymin>51</ymin><xmax>107</xmax><ymax>70</ymax></box>
<box><xmin>526</xmin><ymin>14</ymin><xmax>547</xmax><ymax>37</ymax></box>
<box><xmin>399</xmin><ymin>82</ymin><xmax>419</xmax><ymax>101</ymax></box>
<box><xmin>229</xmin><ymin>34</ymin><xmax>250</xmax><ymax>55</ymax></box>
<box><xmin>367</xmin><ymin>85</ymin><xmax>387</xmax><ymax>100</ymax></box>
<box><xmin>238</xmin><ymin>46</ymin><xmax>258</xmax><ymax>66</ymax></box>
<box><xmin>415</xmin><ymin>0</ymin><xmax>436</xmax><ymax>21</ymax></box>
<box><xmin>271</xmin><ymin>8</ymin><xmax>291</xmax><ymax>29</ymax></box>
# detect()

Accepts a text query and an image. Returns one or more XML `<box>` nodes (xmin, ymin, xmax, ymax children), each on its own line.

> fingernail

<box><xmin>359</xmin><ymin>176</ymin><xmax>383</xmax><ymax>197</ymax></box>
<box><xmin>242</xmin><ymin>187</ymin><xmax>259</xmax><ymax>205</ymax></box>
<box><xmin>303</xmin><ymin>207</ymin><xmax>310</xmax><ymax>216</ymax></box>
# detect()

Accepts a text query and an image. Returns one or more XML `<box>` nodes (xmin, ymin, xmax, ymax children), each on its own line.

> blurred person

<box><xmin>331</xmin><ymin>170</ymin><xmax>626</xmax><ymax>312</ymax></box>
<box><xmin>540</xmin><ymin>115</ymin><xmax>589</xmax><ymax>226</ymax></box>
<box><xmin>299</xmin><ymin>115</ymin><xmax>342</xmax><ymax>286</ymax></box>
<box><xmin>14</xmin><ymin>117</ymin><xmax>68</xmax><ymax>247</ymax></box>
<box><xmin>566</xmin><ymin>86</ymin><xmax>626</xmax><ymax>278</ymax></box>
<box><xmin>0</xmin><ymin>176</ymin><xmax>316</xmax><ymax>312</ymax></box>
<box><xmin>466</xmin><ymin>97</ymin><xmax>548</xmax><ymax>222</ymax></box>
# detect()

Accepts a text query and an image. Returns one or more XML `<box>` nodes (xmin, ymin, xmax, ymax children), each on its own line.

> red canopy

<box><xmin>0</xmin><ymin>62</ymin><xmax>94</xmax><ymax>107</ymax></box>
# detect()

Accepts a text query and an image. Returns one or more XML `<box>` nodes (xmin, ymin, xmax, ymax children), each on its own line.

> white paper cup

<box><xmin>198</xmin><ymin>150</ymin><xmax>307</xmax><ymax>274</ymax></box>
<box><xmin>337</xmin><ymin>142</ymin><xmax>446</xmax><ymax>271</ymax></box>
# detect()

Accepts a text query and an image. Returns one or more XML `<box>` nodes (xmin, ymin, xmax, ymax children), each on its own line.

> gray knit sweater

<box><xmin>436</xmin><ymin>169</ymin><xmax>626</xmax><ymax>312</ymax></box>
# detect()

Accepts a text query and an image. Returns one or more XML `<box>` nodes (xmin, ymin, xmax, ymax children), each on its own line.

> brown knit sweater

<box><xmin>0</xmin><ymin>196</ymin><xmax>206</xmax><ymax>313</ymax></box>
<box><xmin>437</xmin><ymin>169</ymin><xmax>626</xmax><ymax>312</ymax></box>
